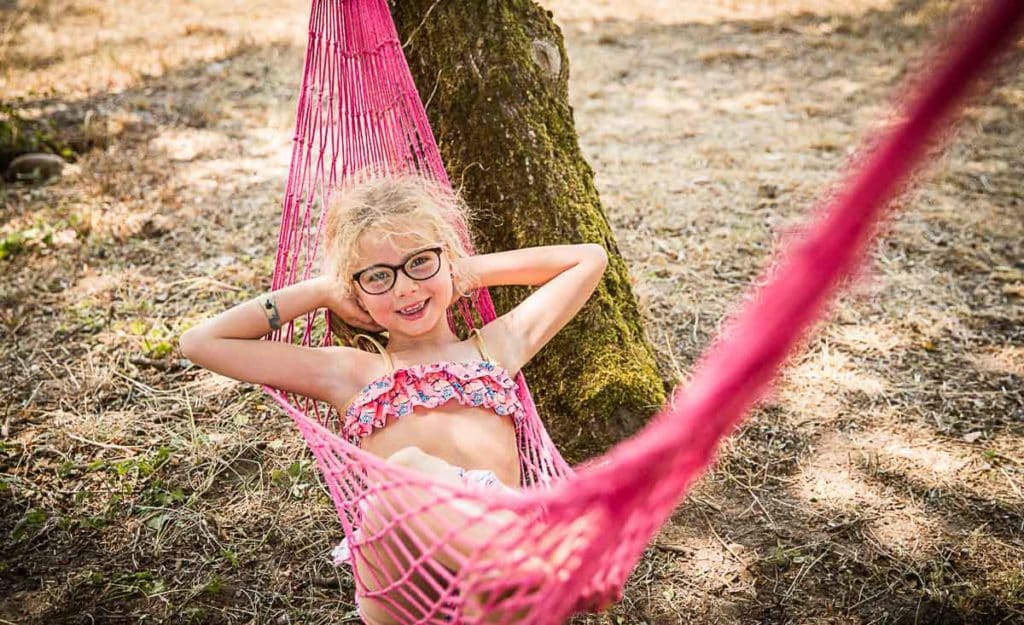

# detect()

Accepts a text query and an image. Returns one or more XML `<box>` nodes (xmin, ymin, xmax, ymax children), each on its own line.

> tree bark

<box><xmin>391</xmin><ymin>0</ymin><xmax>666</xmax><ymax>460</ymax></box>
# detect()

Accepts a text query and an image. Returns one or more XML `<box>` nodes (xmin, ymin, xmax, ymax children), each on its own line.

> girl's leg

<box><xmin>376</xmin><ymin>446</ymin><xmax>520</xmax><ymax>572</ymax></box>
<box><xmin>354</xmin><ymin>446</ymin><xmax>547</xmax><ymax>623</ymax></box>
<box><xmin>352</xmin><ymin>447</ymin><xmax>460</xmax><ymax>623</ymax></box>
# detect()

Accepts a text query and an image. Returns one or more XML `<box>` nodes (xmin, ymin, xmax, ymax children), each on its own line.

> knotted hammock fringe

<box><xmin>263</xmin><ymin>1</ymin><xmax>1024</xmax><ymax>622</ymax></box>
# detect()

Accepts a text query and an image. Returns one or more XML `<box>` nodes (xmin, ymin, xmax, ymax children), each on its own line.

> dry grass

<box><xmin>2</xmin><ymin>0</ymin><xmax>1022</xmax><ymax>624</ymax></box>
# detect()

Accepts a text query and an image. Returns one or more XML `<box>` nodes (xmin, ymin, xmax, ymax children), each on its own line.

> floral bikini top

<box><xmin>341</xmin><ymin>329</ymin><xmax>524</xmax><ymax>446</ymax></box>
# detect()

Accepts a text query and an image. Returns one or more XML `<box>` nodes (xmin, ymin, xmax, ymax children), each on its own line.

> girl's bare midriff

<box><xmin>360</xmin><ymin>402</ymin><xmax>522</xmax><ymax>488</ymax></box>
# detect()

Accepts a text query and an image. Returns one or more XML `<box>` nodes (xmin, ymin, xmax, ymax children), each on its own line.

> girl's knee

<box><xmin>387</xmin><ymin>446</ymin><xmax>451</xmax><ymax>475</ymax></box>
<box><xmin>386</xmin><ymin>445</ymin><xmax>427</xmax><ymax>467</ymax></box>
<box><xmin>387</xmin><ymin>446</ymin><xmax>465</xmax><ymax>487</ymax></box>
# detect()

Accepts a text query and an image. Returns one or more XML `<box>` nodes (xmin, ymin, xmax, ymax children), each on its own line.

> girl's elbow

<box><xmin>586</xmin><ymin>243</ymin><xmax>608</xmax><ymax>268</ymax></box>
<box><xmin>178</xmin><ymin>328</ymin><xmax>204</xmax><ymax>362</ymax></box>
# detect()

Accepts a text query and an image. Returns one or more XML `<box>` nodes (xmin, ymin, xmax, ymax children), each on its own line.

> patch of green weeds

<box><xmin>271</xmin><ymin>460</ymin><xmax>314</xmax><ymax>499</ymax></box>
<box><xmin>104</xmin><ymin>570</ymin><xmax>166</xmax><ymax>600</ymax></box>
<box><xmin>126</xmin><ymin>318</ymin><xmax>176</xmax><ymax>358</ymax></box>
<box><xmin>765</xmin><ymin>543</ymin><xmax>807</xmax><ymax>571</ymax></box>
<box><xmin>141</xmin><ymin>480</ymin><xmax>186</xmax><ymax>507</ymax></box>
<box><xmin>0</xmin><ymin>215</ymin><xmax>85</xmax><ymax>261</ymax></box>
<box><xmin>101</xmin><ymin>446</ymin><xmax>172</xmax><ymax>510</ymax></box>
<box><xmin>11</xmin><ymin>508</ymin><xmax>48</xmax><ymax>540</ymax></box>
<box><xmin>76</xmin><ymin>516</ymin><xmax>108</xmax><ymax>530</ymax></box>
<box><xmin>53</xmin><ymin>302</ymin><xmax>108</xmax><ymax>336</ymax></box>
<box><xmin>113</xmin><ymin>446</ymin><xmax>172</xmax><ymax>479</ymax></box>
<box><xmin>146</xmin><ymin>340</ymin><xmax>174</xmax><ymax>359</ymax></box>
<box><xmin>202</xmin><ymin>574</ymin><xmax>224</xmax><ymax>595</ymax></box>
<box><xmin>0</xmin><ymin>230</ymin><xmax>27</xmax><ymax>260</ymax></box>
<box><xmin>58</xmin><ymin>460</ymin><xmax>80</xmax><ymax>478</ymax></box>
<box><xmin>103</xmin><ymin>493</ymin><xmax>125</xmax><ymax>519</ymax></box>
<box><xmin>93</xmin><ymin>448</ymin><xmax>186</xmax><ymax>533</ymax></box>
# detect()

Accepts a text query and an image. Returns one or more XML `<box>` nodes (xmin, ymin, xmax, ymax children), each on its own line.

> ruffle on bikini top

<box><xmin>341</xmin><ymin>360</ymin><xmax>524</xmax><ymax>446</ymax></box>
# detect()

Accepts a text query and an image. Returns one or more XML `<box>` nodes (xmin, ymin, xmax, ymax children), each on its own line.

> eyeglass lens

<box><xmin>359</xmin><ymin>249</ymin><xmax>441</xmax><ymax>294</ymax></box>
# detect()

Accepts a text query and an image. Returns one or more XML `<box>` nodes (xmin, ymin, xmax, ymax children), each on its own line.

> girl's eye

<box><xmin>367</xmin><ymin>270</ymin><xmax>390</xmax><ymax>283</ymax></box>
<box><xmin>407</xmin><ymin>252</ymin><xmax>440</xmax><ymax>276</ymax></box>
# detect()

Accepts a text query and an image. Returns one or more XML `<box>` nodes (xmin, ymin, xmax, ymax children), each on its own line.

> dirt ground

<box><xmin>1</xmin><ymin>0</ymin><xmax>1022</xmax><ymax>624</ymax></box>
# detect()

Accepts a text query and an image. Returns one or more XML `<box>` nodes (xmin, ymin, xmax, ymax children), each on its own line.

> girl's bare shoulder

<box><xmin>321</xmin><ymin>344</ymin><xmax>390</xmax><ymax>407</ymax></box>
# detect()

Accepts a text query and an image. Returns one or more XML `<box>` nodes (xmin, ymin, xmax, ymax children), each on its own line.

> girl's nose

<box><xmin>394</xmin><ymin>271</ymin><xmax>419</xmax><ymax>297</ymax></box>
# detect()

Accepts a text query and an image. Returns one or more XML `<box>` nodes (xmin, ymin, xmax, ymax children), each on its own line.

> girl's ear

<box><xmin>443</xmin><ymin>247</ymin><xmax>459</xmax><ymax>266</ymax></box>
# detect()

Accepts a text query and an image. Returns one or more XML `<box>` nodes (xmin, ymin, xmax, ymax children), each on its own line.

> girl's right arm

<box><xmin>179</xmin><ymin>276</ymin><xmax>378</xmax><ymax>405</ymax></box>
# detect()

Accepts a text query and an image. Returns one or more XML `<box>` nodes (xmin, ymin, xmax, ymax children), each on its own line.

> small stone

<box><xmin>205</xmin><ymin>61</ymin><xmax>227</xmax><ymax>76</ymax></box>
<box><xmin>6</xmin><ymin>153</ymin><xmax>65</xmax><ymax>182</ymax></box>
<box><xmin>962</xmin><ymin>431</ymin><xmax>983</xmax><ymax>443</ymax></box>
<box><xmin>211</xmin><ymin>254</ymin><xmax>236</xmax><ymax>268</ymax></box>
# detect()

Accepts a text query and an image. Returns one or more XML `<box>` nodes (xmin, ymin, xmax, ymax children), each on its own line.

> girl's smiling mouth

<box><xmin>397</xmin><ymin>298</ymin><xmax>430</xmax><ymax>319</ymax></box>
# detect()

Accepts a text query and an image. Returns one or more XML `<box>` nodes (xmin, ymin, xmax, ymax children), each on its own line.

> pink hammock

<box><xmin>263</xmin><ymin>1</ymin><xmax>1024</xmax><ymax>623</ymax></box>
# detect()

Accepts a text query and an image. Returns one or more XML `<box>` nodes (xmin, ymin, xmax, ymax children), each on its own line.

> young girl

<box><xmin>179</xmin><ymin>173</ymin><xmax>607</xmax><ymax>623</ymax></box>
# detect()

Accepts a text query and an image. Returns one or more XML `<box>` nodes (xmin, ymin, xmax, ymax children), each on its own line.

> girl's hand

<box><xmin>319</xmin><ymin>278</ymin><xmax>384</xmax><ymax>332</ymax></box>
<box><xmin>335</xmin><ymin>293</ymin><xmax>384</xmax><ymax>332</ymax></box>
<box><xmin>448</xmin><ymin>255</ymin><xmax>475</xmax><ymax>307</ymax></box>
<box><xmin>331</xmin><ymin>290</ymin><xmax>385</xmax><ymax>331</ymax></box>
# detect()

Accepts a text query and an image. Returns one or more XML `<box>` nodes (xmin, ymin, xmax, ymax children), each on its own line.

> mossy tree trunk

<box><xmin>391</xmin><ymin>0</ymin><xmax>666</xmax><ymax>460</ymax></box>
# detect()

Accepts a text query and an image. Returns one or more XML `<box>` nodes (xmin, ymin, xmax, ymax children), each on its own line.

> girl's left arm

<box><xmin>457</xmin><ymin>244</ymin><xmax>608</xmax><ymax>374</ymax></box>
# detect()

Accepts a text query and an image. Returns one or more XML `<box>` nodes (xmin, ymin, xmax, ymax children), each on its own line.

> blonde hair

<box><xmin>322</xmin><ymin>172</ymin><xmax>476</xmax><ymax>299</ymax></box>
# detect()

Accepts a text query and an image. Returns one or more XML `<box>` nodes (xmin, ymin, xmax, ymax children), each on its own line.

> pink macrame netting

<box><xmin>262</xmin><ymin>1</ymin><xmax>1024</xmax><ymax>623</ymax></box>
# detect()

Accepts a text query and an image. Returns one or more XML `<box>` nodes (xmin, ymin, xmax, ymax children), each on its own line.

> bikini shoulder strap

<box><xmin>469</xmin><ymin>327</ymin><xmax>493</xmax><ymax>363</ymax></box>
<box><xmin>352</xmin><ymin>333</ymin><xmax>394</xmax><ymax>372</ymax></box>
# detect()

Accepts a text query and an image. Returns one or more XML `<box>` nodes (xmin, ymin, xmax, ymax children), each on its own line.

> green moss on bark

<box><xmin>392</xmin><ymin>0</ymin><xmax>666</xmax><ymax>460</ymax></box>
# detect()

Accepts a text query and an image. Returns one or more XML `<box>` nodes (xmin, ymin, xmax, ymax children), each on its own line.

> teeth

<box><xmin>399</xmin><ymin>300</ymin><xmax>426</xmax><ymax>314</ymax></box>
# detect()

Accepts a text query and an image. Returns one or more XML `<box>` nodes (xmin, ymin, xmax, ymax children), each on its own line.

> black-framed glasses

<box><xmin>351</xmin><ymin>246</ymin><xmax>444</xmax><ymax>295</ymax></box>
